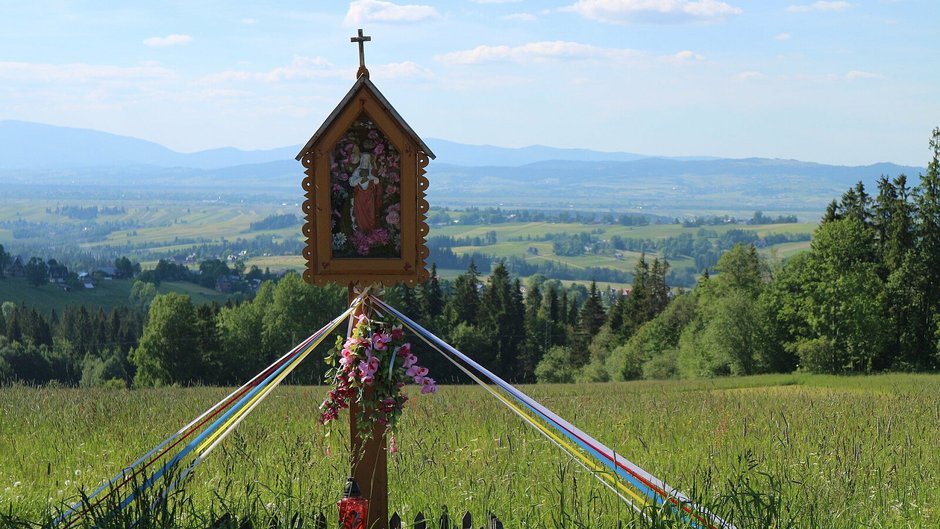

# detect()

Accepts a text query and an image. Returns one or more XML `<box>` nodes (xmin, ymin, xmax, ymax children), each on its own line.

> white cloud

<box><xmin>502</xmin><ymin>13</ymin><xmax>538</xmax><ymax>21</ymax></box>
<box><xmin>562</xmin><ymin>0</ymin><xmax>742</xmax><ymax>24</ymax></box>
<box><xmin>373</xmin><ymin>61</ymin><xmax>434</xmax><ymax>79</ymax></box>
<box><xmin>241</xmin><ymin>18</ymin><xmax>257</xmax><ymax>25</ymax></box>
<box><xmin>775</xmin><ymin>32</ymin><xmax>791</xmax><ymax>40</ymax></box>
<box><xmin>671</xmin><ymin>50</ymin><xmax>705</xmax><ymax>61</ymax></box>
<box><xmin>200</xmin><ymin>88</ymin><xmax>257</xmax><ymax>99</ymax></box>
<box><xmin>436</xmin><ymin>41</ymin><xmax>641</xmax><ymax>65</ymax></box>
<box><xmin>845</xmin><ymin>70</ymin><xmax>882</xmax><ymax>80</ymax></box>
<box><xmin>0</xmin><ymin>61</ymin><xmax>173</xmax><ymax>82</ymax></box>
<box><xmin>344</xmin><ymin>0</ymin><xmax>440</xmax><ymax>25</ymax></box>
<box><xmin>143</xmin><ymin>34</ymin><xmax>193</xmax><ymax>47</ymax></box>
<box><xmin>735</xmin><ymin>70</ymin><xmax>767</xmax><ymax>80</ymax></box>
<box><xmin>201</xmin><ymin>56</ymin><xmax>345</xmax><ymax>84</ymax></box>
<box><xmin>786</xmin><ymin>1</ymin><xmax>852</xmax><ymax>13</ymax></box>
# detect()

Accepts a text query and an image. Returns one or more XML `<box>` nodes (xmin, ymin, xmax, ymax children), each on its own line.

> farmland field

<box><xmin>1</xmin><ymin>374</ymin><xmax>937</xmax><ymax>528</ymax></box>
<box><xmin>0</xmin><ymin>278</ymin><xmax>230</xmax><ymax>314</ymax></box>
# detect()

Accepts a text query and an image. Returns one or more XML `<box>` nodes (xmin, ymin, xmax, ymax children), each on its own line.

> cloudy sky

<box><xmin>1</xmin><ymin>1</ymin><xmax>937</xmax><ymax>166</ymax></box>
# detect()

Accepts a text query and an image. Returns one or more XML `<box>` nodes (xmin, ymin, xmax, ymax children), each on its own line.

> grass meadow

<box><xmin>0</xmin><ymin>279</ymin><xmax>229</xmax><ymax>314</ymax></box>
<box><xmin>1</xmin><ymin>374</ymin><xmax>937</xmax><ymax>528</ymax></box>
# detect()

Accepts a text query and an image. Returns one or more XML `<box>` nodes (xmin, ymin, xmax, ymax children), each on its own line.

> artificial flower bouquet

<box><xmin>319</xmin><ymin>314</ymin><xmax>436</xmax><ymax>439</ymax></box>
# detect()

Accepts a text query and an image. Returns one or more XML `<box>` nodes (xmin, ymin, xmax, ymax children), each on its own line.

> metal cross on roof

<box><xmin>351</xmin><ymin>29</ymin><xmax>371</xmax><ymax>78</ymax></box>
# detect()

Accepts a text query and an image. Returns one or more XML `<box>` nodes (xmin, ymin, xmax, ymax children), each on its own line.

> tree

<box><xmin>417</xmin><ymin>263</ymin><xmax>444</xmax><ymax>325</ymax></box>
<box><xmin>799</xmin><ymin>218</ymin><xmax>888</xmax><ymax>372</ymax></box>
<box><xmin>534</xmin><ymin>346</ymin><xmax>577</xmax><ymax>383</ymax></box>
<box><xmin>130</xmin><ymin>293</ymin><xmax>201</xmax><ymax>386</ymax></box>
<box><xmin>114</xmin><ymin>256</ymin><xmax>140</xmax><ymax>279</ymax></box>
<box><xmin>449</xmin><ymin>261</ymin><xmax>480</xmax><ymax>326</ymax></box>
<box><xmin>477</xmin><ymin>262</ymin><xmax>524</xmax><ymax>378</ymax></box>
<box><xmin>262</xmin><ymin>273</ymin><xmax>345</xmax><ymax>383</ymax></box>
<box><xmin>215</xmin><ymin>281</ymin><xmax>276</xmax><ymax>383</ymax></box>
<box><xmin>0</xmin><ymin>244</ymin><xmax>10</xmax><ymax>278</ymax></box>
<box><xmin>676</xmin><ymin>244</ymin><xmax>770</xmax><ymax>377</ymax></box>
<box><xmin>914</xmin><ymin>127</ymin><xmax>940</xmax><ymax>367</ymax></box>
<box><xmin>873</xmin><ymin>175</ymin><xmax>915</xmax><ymax>273</ymax></box>
<box><xmin>572</xmin><ymin>281</ymin><xmax>605</xmax><ymax>366</ymax></box>
<box><xmin>24</xmin><ymin>257</ymin><xmax>48</xmax><ymax>287</ymax></box>
<box><xmin>129</xmin><ymin>281</ymin><xmax>158</xmax><ymax>313</ymax></box>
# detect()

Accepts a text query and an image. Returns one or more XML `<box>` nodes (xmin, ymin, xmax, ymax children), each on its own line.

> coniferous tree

<box><xmin>417</xmin><ymin>263</ymin><xmax>444</xmax><ymax>325</ymax></box>
<box><xmin>823</xmin><ymin>199</ymin><xmax>840</xmax><ymax>223</ymax></box>
<box><xmin>619</xmin><ymin>254</ymin><xmax>650</xmax><ymax>340</ymax></box>
<box><xmin>398</xmin><ymin>284</ymin><xmax>421</xmax><ymax>321</ymax></box>
<box><xmin>914</xmin><ymin>127</ymin><xmax>940</xmax><ymax>367</ymax></box>
<box><xmin>449</xmin><ymin>260</ymin><xmax>480</xmax><ymax>326</ymax></box>
<box><xmin>572</xmin><ymin>281</ymin><xmax>605</xmax><ymax>366</ymax></box>
<box><xmin>477</xmin><ymin>262</ymin><xmax>523</xmax><ymax>378</ymax></box>
<box><xmin>0</xmin><ymin>244</ymin><xmax>9</xmax><ymax>278</ymax></box>
<box><xmin>520</xmin><ymin>282</ymin><xmax>545</xmax><ymax>381</ymax></box>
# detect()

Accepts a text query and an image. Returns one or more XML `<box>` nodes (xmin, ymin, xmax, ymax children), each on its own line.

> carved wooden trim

<box><xmin>298</xmin><ymin>82</ymin><xmax>430</xmax><ymax>288</ymax></box>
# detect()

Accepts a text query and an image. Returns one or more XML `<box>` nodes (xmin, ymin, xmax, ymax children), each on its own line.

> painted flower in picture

<box><xmin>319</xmin><ymin>314</ymin><xmax>436</xmax><ymax>441</ymax></box>
<box><xmin>329</xmin><ymin>115</ymin><xmax>403</xmax><ymax>258</ymax></box>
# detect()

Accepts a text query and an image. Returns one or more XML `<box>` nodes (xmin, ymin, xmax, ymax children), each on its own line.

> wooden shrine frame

<box><xmin>298</xmin><ymin>78</ymin><xmax>432</xmax><ymax>287</ymax></box>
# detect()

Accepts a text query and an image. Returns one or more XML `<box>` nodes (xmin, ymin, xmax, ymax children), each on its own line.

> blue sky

<box><xmin>0</xmin><ymin>1</ymin><xmax>937</xmax><ymax>166</ymax></box>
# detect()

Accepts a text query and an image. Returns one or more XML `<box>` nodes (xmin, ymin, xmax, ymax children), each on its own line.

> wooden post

<box><xmin>348</xmin><ymin>285</ymin><xmax>389</xmax><ymax>529</ymax></box>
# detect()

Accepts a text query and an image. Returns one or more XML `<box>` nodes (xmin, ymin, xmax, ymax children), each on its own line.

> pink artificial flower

<box><xmin>403</xmin><ymin>353</ymin><xmax>418</xmax><ymax>369</ymax></box>
<box><xmin>388</xmin><ymin>435</ymin><xmax>398</xmax><ymax>454</ymax></box>
<box><xmin>339</xmin><ymin>348</ymin><xmax>355</xmax><ymax>367</ymax></box>
<box><xmin>420</xmin><ymin>377</ymin><xmax>437</xmax><ymax>394</ymax></box>
<box><xmin>399</xmin><ymin>342</ymin><xmax>411</xmax><ymax>355</ymax></box>
<box><xmin>413</xmin><ymin>375</ymin><xmax>425</xmax><ymax>386</ymax></box>
<box><xmin>373</xmin><ymin>143</ymin><xmax>385</xmax><ymax>156</ymax></box>
<box><xmin>385</xmin><ymin>210</ymin><xmax>400</xmax><ymax>226</ymax></box>
<box><xmin>391</xmin><ymin>328</ymin><xmax>404</xmax><ymax>340</ymax></box>
<box><xmin>373</xmin><ymin>333</ymin><xmax>391</xmax><ymax>351</ymax></box>
<box><xmin>407</xmin><ymin>365</ymin><xmax>428</xmax><ymax>378</ymax></box>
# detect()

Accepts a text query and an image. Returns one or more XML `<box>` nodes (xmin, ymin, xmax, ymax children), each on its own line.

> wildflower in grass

<box><xmin>389</xmin><ymin>435</ymin><xmax>398</xmax><ymax>454</ymax></box>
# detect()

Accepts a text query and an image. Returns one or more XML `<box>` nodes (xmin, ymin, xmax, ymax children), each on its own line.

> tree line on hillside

<box><xmin>582</xmin><ymin>128</ymin><xmax>940</xmax><ymax>380</ymax></box>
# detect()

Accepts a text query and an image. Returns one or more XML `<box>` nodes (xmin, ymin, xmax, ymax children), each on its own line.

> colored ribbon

<box><xmin>372</xmin><ymin>296</ymin><xmax>734</xmax><ymax>529</ymax></box>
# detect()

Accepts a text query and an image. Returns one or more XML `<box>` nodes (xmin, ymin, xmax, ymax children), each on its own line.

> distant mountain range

<box><xmin>0</xmin><ymin>120</ymin><xmax>926</xmax><ymax>216</ymax></box>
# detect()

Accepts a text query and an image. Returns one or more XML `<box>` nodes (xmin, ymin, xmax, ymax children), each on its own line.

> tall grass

<box><xmin>1</xmin><ymin>375</ymin><xmax>937</xmax><ymax>528</ymax></box>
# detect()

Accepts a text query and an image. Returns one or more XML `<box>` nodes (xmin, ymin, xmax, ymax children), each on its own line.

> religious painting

<box><xmin>329</xmin><ymin>114</ymin><xmax>402</xmax><ymax>259</ymax></box>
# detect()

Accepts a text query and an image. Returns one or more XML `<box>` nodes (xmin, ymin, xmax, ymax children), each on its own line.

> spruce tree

<box><xmin>417</xmin><ymin>263</ymin><xmax>444</xmax><ymax>324</ymax></box>
<box><xmin>449</xmin><ymin>260</ymin><xmax>480</xmax><ymax>326</ymax></box>
<box><xmin>914</xmin><ymin>127</ymin><xmax>940</xmax><ymax>367</ymax></box>
<box><xmin>573</xmin><ymin>281</ymin><xmax>606</xmax><ymax>366</ymax></box>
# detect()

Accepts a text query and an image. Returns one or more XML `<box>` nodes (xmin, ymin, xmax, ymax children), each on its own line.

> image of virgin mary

<box><xmin>328</xmin><ymin>117</ymin><xmax>402</xmax><ymax>258</ymax></box>
<box><xmin>349</xmin><ymin>142</ymin><xmax>381</xmax><ymax>232</ymax></box>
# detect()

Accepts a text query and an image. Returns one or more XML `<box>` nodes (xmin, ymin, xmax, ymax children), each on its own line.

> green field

<box><xmin>0</xmin><ymin>278</ymin><xmax>230</xmax><ymax>314</ymax></box>
<box><xmin>0</xmin><ymin>200</ymin><xmax>815</xmax><ymax>284</ymax></box>
<box><xmin>1</xmin><ymin>374</ymin><xmax>937</xmax><ymax>528</ymax></box>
